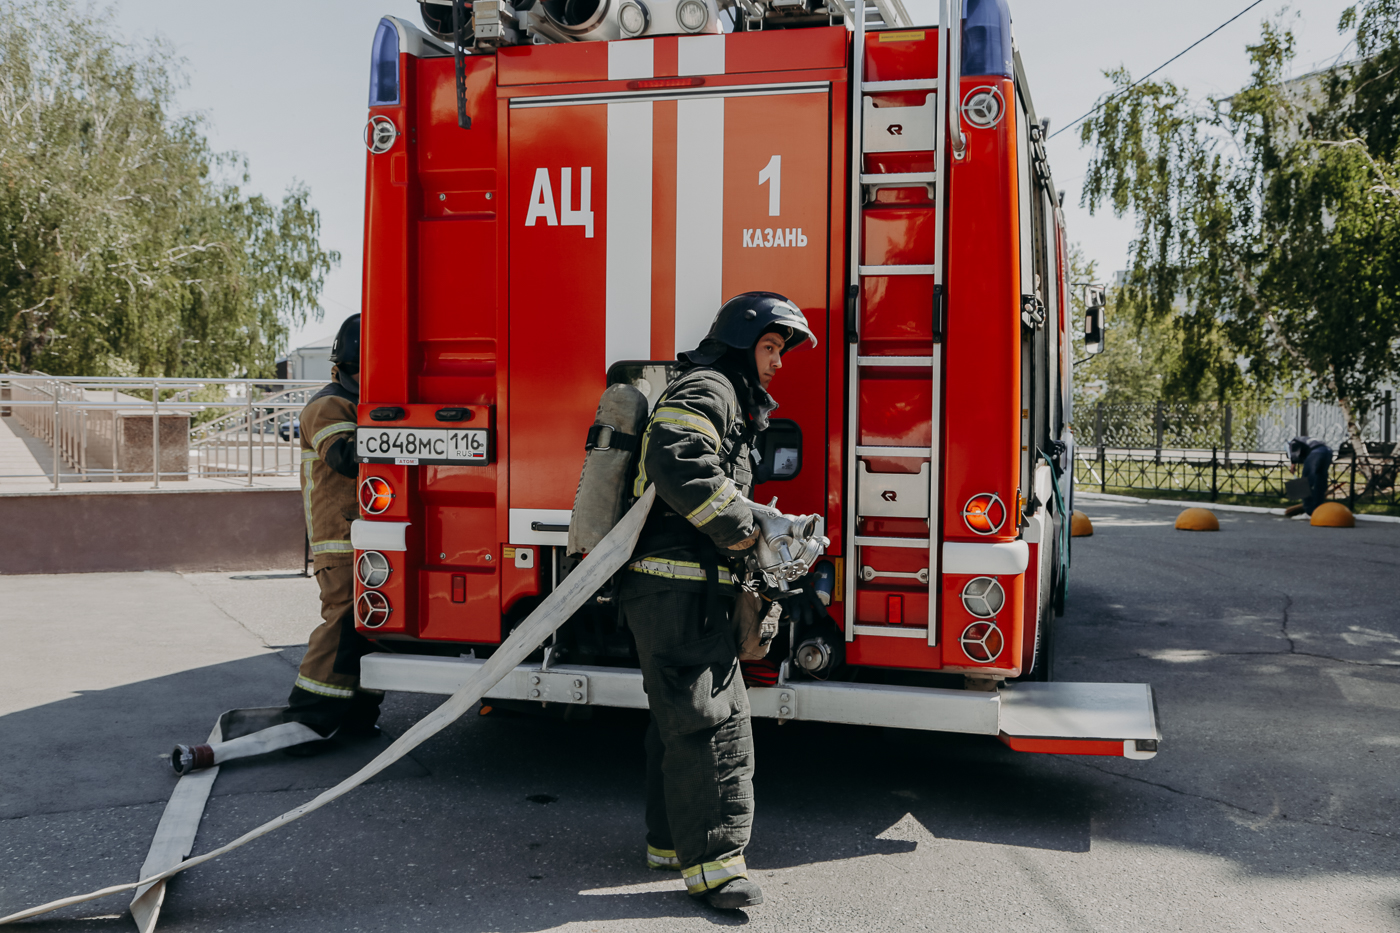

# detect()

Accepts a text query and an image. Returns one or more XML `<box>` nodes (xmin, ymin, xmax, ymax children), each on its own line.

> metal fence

<box><xmin>1077</xmin><ymin>396</ymin><xmax>1400</xmax><ymax>510</ymax></box>
<box><xmin>1087</xmin><ymin>395</ymin><xmax>1397</xmax><ymax>456</ymax></box>
<box><xmin>1</xmin><ymin>373</ymin><xmax>323</xmax><ymax>489</ymax></box>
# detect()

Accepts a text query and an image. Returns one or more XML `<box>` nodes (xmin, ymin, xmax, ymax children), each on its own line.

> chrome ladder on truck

<box><xmin>828</xmin><ymin>0</ymin><xmax>914</xmax><ymax>29</ymax></box>
<box><xmin>843</xmin><ymin>0</ymin><xmax>956</xmax><ymax>647</ymax></box>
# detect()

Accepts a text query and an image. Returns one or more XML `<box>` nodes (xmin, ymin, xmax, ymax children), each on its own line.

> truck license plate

<box><xmin>356</xmin><ymin>427</ymin><xmax>490</xmax><ymax>465</ymax></box>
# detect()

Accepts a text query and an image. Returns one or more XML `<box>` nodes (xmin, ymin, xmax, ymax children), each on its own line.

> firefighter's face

<box><xmin>754</xmin><ymin>332</ymin><xmax>786</xmax><ymax>389</ymax></box>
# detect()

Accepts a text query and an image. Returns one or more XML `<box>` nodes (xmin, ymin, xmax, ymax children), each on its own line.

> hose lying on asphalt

<box><xmin>0</xmin><ymin>486</ymin><xmax>656</xmax><ymax>927</ymax></box>
<box><xmin>170</xmin><ymin>718</ymin><xmax>324</xmax><ymax>776</ymax></box>
<box><xmin>130</xmin><ymin>707</ymin><xmax>326</xmax><ymax>933</ymax></box>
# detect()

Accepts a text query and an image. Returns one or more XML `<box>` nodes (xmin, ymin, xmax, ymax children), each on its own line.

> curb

<box><xmin>1076</xmin><ymin>490</ymin><xmax>1400</xmax><ymax>524</ymax></box>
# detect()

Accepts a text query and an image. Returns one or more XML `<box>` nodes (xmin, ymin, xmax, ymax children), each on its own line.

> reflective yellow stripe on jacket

<box><xmin>301</xmin><ymin>450</ymin><xmax>317</xmax><ymax>541</ymax></box>
<box><xmin>633</xmin><ymin>401</ymin><xmax>723</xmax><ymax>497</ymax></box>
<box><xmin>651</xmin><ymin>407</ymin><xmax>721</xmax><ymax>450</ymax></box>
<box><xmin>311</xmin><ymin>420</ymin><xmax>356</xmax><ymax>451</ymax></box>
<box><xmin>301</xmin><ymin>449</ymin><xmax>351</xmax><ymax>556</ymax></box>
<box><xmin>684</xmin><ymin>477</ymin><xmax>739</xmax><ymax>529</ymax></box>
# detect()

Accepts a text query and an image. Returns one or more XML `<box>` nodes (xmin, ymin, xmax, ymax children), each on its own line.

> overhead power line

<box><xmin>1047</xmin><ymin>0</ymin><xmax>1268</xmax><ymax>140</ymax></box>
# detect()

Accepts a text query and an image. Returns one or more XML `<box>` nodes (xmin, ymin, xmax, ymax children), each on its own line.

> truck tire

<box><xmin>1016</xmin><ymin>533</ymin><xmax>1056</xmax><ymax>683</ymax></box>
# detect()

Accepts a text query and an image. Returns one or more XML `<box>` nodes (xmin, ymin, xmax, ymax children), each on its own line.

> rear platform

<box><xmin>361</xmin><ymin>654</ymin><xmax>1160</xmax><ymax>759</ymax></box>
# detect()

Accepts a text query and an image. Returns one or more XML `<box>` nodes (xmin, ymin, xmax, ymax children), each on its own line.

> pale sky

<box><xmin>110</xmin><ymin>0</ymin><xmax>1359</xmax><ymax>351</ymax></box>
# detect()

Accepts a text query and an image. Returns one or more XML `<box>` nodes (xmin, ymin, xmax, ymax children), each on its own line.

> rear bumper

<box><xmin>361</xmin><ymin>654</ymin><xmax>1161</xmax><ymax>759</ymax></box>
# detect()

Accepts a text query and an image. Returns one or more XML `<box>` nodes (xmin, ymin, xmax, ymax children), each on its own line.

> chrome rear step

<box><xmin>361</xmin><ymin>654</ymin><xmax>1160</xmax><ymax>759</ymax></box>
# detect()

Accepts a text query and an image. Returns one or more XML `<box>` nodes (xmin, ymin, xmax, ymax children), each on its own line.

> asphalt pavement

<box><xmin>1</xmin><ymin>498</ymin><xmax>1398</xmax><ymax>932</ymax></box>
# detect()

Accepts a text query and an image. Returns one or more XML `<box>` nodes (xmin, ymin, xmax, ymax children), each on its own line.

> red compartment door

<box><xmin>507</xmin><ymin>86</ymin><xmax>832</xmax><ymax>525</ymax></box>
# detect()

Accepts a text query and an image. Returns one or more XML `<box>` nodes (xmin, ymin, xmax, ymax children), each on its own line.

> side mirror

<box><xmin>1083</xmin><ymin>286</ymin><xmax>1106</xmax><ymax>356</ymax></box>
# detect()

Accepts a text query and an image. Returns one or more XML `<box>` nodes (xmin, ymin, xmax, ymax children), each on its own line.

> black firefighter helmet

<box><xmin>678</xmin><ymin>292</ymin><xmax>816</xmax><ymax>365</ymax></box>
<box><xmin>331</xmin><ymin>314</ymin><xmax>361</xmax><ymax>374</ymax></box>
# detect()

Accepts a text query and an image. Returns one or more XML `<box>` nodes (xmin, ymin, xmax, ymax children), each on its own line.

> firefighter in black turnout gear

<box><xmin>620</xmin><ymin>292</ymin><xmax>815</xmax><ymax>910</ymax></box>
<box><xmin>285</xmin><ymin>314</ymin><xmax>384</xmax><ymax>742</ymax></box>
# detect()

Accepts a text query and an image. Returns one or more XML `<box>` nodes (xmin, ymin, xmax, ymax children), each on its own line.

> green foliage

<box><xmin>1079</xmin><ymin>2</ymin><xmax>1400</xmax><ymax>448</ymax></box>
<box><xmin>0</xmin><ymin>0</ymin><xmax>339</xmax><ymax>377</ymax></box>
<box><xmin>1069</xmin><ymin>244</ymin><xmax>1208</xmax><ymax>413</ymax></box>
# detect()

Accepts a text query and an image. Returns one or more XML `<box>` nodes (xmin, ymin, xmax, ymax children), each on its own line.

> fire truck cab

<box><xmin>350</xmin><ymin>0</ymin><xmax>1160</xmax><ymax>759</ymax></box>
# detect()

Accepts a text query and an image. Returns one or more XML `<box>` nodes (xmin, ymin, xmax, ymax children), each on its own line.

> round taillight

<box><xmin>961</xmin><ymin>576</ymin><xmax>1005</xmax><ymax>618</ymax></box>
<box><xmin>961</xmin><ymin>86</ymin><xmax>1006</xmax><ymax>128</ymax></box>
<box><xmin>356</xmin><ymin>550</ymin><xmax>391</xmax><ymax>589</ymax></box>
<box><xmin>364</xmin><ymin>114</ymin><xmax>398</xmax><ymax>154</ymax></box>
<box><xmin>356</xmin><ymin>590</ymin><xmax>391</xmax><ymax>629</ymax></box>
<box><xmin>962</xmin><ymin>493</ymin><xmax>1006</xmax><ymax>536</ymax></box>
<box><xmin>359</xmin><ymin>476</ymin><xmax>394</xmax><ymax>515</ymax></box>
<box><xmin>960</xmin><ymin>621</ymin><xmax>1004</xmax><ymax>664</ymax></box>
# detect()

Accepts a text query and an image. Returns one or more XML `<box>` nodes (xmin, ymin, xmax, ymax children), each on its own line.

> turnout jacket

<box><xmin>629</xmin><ymin>366</ymin><xmax>760</xmax><ymax>591</ymax></box>
<box><xmin>300</xmin><ymin>378</ymin><xmax>359</xmax><ymax>571</ymax></box>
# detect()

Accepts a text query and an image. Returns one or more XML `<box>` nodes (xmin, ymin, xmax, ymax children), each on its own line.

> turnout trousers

<box><xmin>620</xmin><ymin>582</ymin><xmax>755</xmax><ymax>896</ymax></box>
<box><xmin>285</xmin><ymin>562</ymin><xmax>383</xmax><ymax>734</ymax></box>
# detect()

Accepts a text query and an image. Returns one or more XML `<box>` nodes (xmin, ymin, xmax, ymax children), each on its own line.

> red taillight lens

<box><xmin>959</xmin><ymin>621</ymin><xmax>1004</xmax><ymax>663</ymax></box>
<box><xmin>359</xmin><ymin>476</ymin><xmax>394</xmax><ymax>515</ymax></box>
<box><xmin>356</xmin><ymin>590</ymin><xmax>391</xmax><ymax>628</ymax></box>
<box><xmin>962</xmin><ymin>493</ymin><xmax>1006</xmax><ymax>535</ymax></box>
<box><xmin>626</xmin><ymin>77</ymin><xmax>704</xmax><ymax>90</ymax></box>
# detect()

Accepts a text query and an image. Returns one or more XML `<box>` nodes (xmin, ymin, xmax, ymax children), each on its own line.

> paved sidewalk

<box><xmin>0</xmin><ymin>414</ymin><xmax>50</xmax><ymax>487</ymax></box>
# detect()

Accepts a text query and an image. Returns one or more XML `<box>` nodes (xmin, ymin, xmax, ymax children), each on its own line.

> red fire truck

<box><xmin>348</xmin><ymin>0</ymin><xmax>1159</xmax><ymax>758</ymax></box>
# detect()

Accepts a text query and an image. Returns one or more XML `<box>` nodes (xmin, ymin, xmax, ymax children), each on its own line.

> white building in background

<box><xmin>278</xmin><ymin>334</ymin><xmax>335</xmax><ymax>382</ymax></box>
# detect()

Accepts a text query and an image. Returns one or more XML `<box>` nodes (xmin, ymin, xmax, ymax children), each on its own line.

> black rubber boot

<box><xmin>338</xmin><ymin>721</ymin><xmax>382</xmax><ymax>739</ymax></box>
<box><xmin>705</xmin><ymin>878</ymin><xmax>763</xmax><ymax>910</ymax></box>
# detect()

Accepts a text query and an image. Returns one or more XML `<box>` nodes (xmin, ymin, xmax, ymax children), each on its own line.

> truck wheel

<box><xmin>1016</xmin><ymin>538</ymin><xmax>1056</xmax><ymax>682</ymax></box>
<box><xmin>1028</xmin><ymin>596</ymin><xmax>1056</xmax><ymax>682</ymax></box>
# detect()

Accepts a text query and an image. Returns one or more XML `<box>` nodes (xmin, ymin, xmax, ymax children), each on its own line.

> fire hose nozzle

<box><xmin>171</xmin><ymin>743</ymin><xmax>216</xmax><ymax>776</ymax></box>
<box><xmin>745</xmin><ymin>500</ymin><xmax>829</xmax><ymax>592</ymax></box>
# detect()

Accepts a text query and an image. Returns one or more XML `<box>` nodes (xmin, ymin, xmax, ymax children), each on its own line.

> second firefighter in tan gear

<box><xmin>287</xmin><ymin>313</ymin><xmax>383</xmax><ymax>737</ymax></box>
<box><xmin>621</xmin><ymin>292</ymin><xmax>816</xmax><ymax>911</ymax></box>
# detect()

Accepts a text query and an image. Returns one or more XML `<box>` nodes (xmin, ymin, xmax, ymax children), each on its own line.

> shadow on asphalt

<box><xmin>0</xmin><ymin>654</ymin><xmax>425</xmax><ymax>823</ymax></box>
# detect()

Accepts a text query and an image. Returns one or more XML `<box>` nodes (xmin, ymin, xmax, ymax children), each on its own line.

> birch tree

<box><xmin>1079</xmin><ymin>3</ymin><xmax>1400</xmax><ymax>456</ymax></box>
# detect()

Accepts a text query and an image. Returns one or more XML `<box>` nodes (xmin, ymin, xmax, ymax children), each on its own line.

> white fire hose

<box><xmin>0</xmin><ymin>487</ymin><xmax>657</xmax><ymax>929</ymax></box>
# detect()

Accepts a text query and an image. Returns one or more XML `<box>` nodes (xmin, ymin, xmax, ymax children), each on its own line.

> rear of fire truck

<box><xmin>349</xmin><ymin>0</ymin><xmax>1160</xmax><ymax>759</ymax></box>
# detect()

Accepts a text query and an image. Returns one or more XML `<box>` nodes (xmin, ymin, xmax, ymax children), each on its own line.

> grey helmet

<box><xmin>678</xmin><ymin>292</ymin><xmax>816</xmax><ymax>365</ymax></box>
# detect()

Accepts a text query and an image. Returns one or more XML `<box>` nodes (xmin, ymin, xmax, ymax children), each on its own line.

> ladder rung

<box><xmin>863</xmin><ymin>79</ymin><xmax>938</xmax><ymax>92</ymax></box>
<box><xmin>860</xmin><ymin>172</ymin><xmax>937</xmax><ymax>185</ymax></box>
<box><xmin>852</xmin><ymin>625</ymin><xmax>929</xmax><ymax>639</ymax></box>
<box><xmin>856</xmin><ymin>445</ymin><xmax>932</xmax><ymax>457</ymax></box>
<box><xmin>857</xmin><ymin>355</ymin><xmax>934</xmax><ymax>367</ymax></box>
<box><xmin>854</xmin><ymin>535</ymin><xmax>930</xmax><ymax>549</ymax></box>
<box><xmin>859</xmin><ymin>264</ymin><xmax>935</xmax><ymax>276</ymax></box>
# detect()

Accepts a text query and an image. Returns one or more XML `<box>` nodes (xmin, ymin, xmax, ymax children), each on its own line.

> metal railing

<box><xmin>1075</xmin><ymin>446</ymin><xmax>1400</xmax><ymax>510</ymax></box>
<box><xmin>1074</xmin><ymin>396</ymin><xmax>1400</xmax><ymax>510</ymax></box>
<box><xmin>1</xmin><ymin>373</ymin><xmax>324</xmax><ymax>490</ymax></box>
<box><xmin>1087</xmin><ymin>395</ymin><xmax>1397</xmax><ymax>456</ymax></box>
